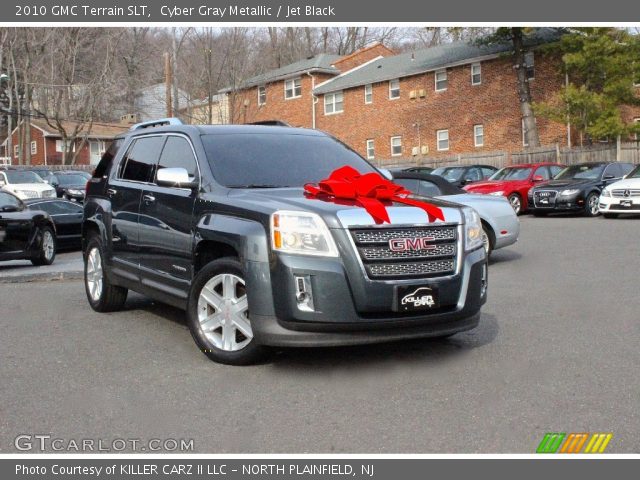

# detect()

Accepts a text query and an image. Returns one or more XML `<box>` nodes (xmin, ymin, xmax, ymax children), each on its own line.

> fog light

<box><xmin>294</xmin><ymin>275</ymin><xmax>315</xmax><ymax>312</ymax></box>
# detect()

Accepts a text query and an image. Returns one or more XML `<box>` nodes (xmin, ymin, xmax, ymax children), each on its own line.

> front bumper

<box><xmin>246</xmin><ymin>247</ymin><xmax>487</xmax><ymax>347</ymax></box>
<box><xmin>599</xmin><ymin>195</ymin><xmax>640</xmax><ymax>213</ymax></box>
<box><xmin>528</xmin><ymin>193</ymin><xmax>586</xmax><ymax>212</ymax></box>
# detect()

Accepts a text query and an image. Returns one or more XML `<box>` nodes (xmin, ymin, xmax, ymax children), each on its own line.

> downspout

<box><xmin>306</xmin><ymin>71</ymin><xmax>317</xmax><ymax>129</ymax></box>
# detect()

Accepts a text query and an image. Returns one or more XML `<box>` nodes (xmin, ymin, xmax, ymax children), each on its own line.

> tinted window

<box><xmin>627</xmin><ymin>165</ymin><xmax>640</xmax><ymax>178</ymax></box>
<box><xmin>556</xmin><ymin>164</ymin><xmax>605</xmax><ymax>180</ymax></box>
<box><xmin>481</xmin><ymin>167</ymin><xmax>496</xmax><ymax>178</ymax></box>
<box><xmin>603</xmin><ymin>164</ymin><xmax>621</xmax><ymax>178</ymax></box>
<box><xmin>202</xmin><ymin>133</ymin><xmax>377</xmax><ymax>188</ymax></box>
<box><xmin>30</xmin><ymin>200</ymin><xmax>82</xmax><ymax>215</ymax></box>
<box><xmin>395</xmin><ymin>178</ymin><xmax>420</xmax><ymax>193</ymax></box>
<box><xmin>490</xmin><ymin>167</ymin><xmax>532</xmax><ymax>181</ymax></box>
<box><xmin>94</xmin><ymin>139</ymin><xmax>122</xmax><ymax>179</ymax></box>
<box><xmin>533</xmin><ymin>166</ymin><xmax>551</xmax><ymax>180</ymax></box>
<box><xmin>119</xmin><ymin>136</ymin><xmax>165</xmax><ymax>183</ymax></box>
<box><xmin>418</xmin><ymin>180</ymin><xmax>442</xmax><ymax>197</ymax></box>
<box><xmin>0</xmin><ymin>192</ymin><xmax>22</xmax><ymax>209</ymax></box>
<box><xmin>54</xmin><ymin>174</ymin><xmax>87</xmax><ymax>185</ymax></box>
<box><xmin>5</xmin><ymin>170</ymin><xmax>45</xmax><ymax>184</ymax></box>
<box><xmin>620</xmin><ymin>163</ymin><xmax>634</xmax><ymax>176</ymax></box>
<box><xmin>432</xmin><ymin>167</ymin><xmax>465</xmax><ymax>182</ymax></box>
<box><xmin>156</xmin><ymin>136</ymin><xmax>198</xmax><ymax>182</ymax></box>
<box><xmin>550</xmin><ymin>165</ymin><xmax>563</xmax><ymax>177</ymax></box>
<box><xmin>464</xmin><ymin>168</ymin><xmax>482</xmax><ymax>182</ymax></box>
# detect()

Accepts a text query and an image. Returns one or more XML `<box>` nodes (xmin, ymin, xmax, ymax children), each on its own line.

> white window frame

<box><xmin>525</xmin><ymin>52</ymin><xmax>535</xmax><ymax>80</ymax></box>
<box><xmin>324</xmin><ymin>91</ymin><xmax>344</xmax><ymax>115</ymax></box>
<box><xmin>56</xmin><ymin>140</ymin><xmax>74</xmax><ymax>153</ymax></box>
<box><xmin>257</xmin><ymin>85</ymin><xmax>266</xmax><ymax>106</ymax></box>
<box><xmin>364</xmin><ymin>84</ymin><xmax>373</xmax><ymax>104</ymax></box>
<box><xmin>474</xmin><ymin>124</ymin><xmax>484</xmax><ymax>147</ymax></box>
<box><xmin>471</xmin><ymin>63</ymin><xmax>482</xmax><ymax>86</ymax></box>
<box><xmin>437</xmin><ymin>129</ymin><xmax>449</xmax><ymax>151</ymax></box>
<box><xmin>435</xmin><ymin>69</ymin><xmax>448</xmax><ymax>92</ymax></box>
<box><xmin>284</xmin><ymin>77</ymin><xmax>302</xmax><ymax>100</ymax></box>
<box><xmin>366</xmin><ymin>139</ymin><xmax>375</xmax><ymax>159</ymax></box>
<box><xmin>390</xmin><ymin>136</ymin><xmax>402</xmax><ymax>157</ymax></box>
<box><xmin>388</xmin><ymin>79</ymin><xmax>400</xmax><ymax>100</ymax></box>
<box><xmin>31</xmin><ymin>140</ymin><xmax>37</xmax><ymax>155</ymax></box>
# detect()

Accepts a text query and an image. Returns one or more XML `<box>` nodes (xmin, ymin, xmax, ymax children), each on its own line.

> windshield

<box><xmin>627</xmin><ymin>165</ymin><xmax>640</xmax><ymax>179</ymax></box>
<box><xmin>431</xmin><ymin>167</ymin><xmax>465</xmax><ymax>182</ymax></box>
<box><xmin>5</xmin><ymin>170</ymin><xmax>44</xmax><ymax>184</ymax></box>
<box><xmin>55</xmin><ymin>174</ymin><xmax>87</xmax><ymax>185</ymax></box>
<box><xmin>555</xmin><ymin>164</ymin><xmax>604</xmax><ymax>180</ymax></box>
<box><xmin>202</xmin><ymin>133</ymin><xmax>378</xmax><ymax>188</ymax></box>
<box><xmin>489</xmin><ymin>167</ymin><xmax>532</xmax><ymax>181</ymax></box>
<box><xmin>0</xmin><ymin>191</ymin><xmax>22</xmax><ymax>209</ymax></box>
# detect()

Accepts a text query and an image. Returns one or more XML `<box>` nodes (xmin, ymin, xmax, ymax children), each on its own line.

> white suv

<box><xmin>599</xmin><ymin>164</ymin><xmax>640</xmax><ymax>218</ymax></box>
<box><xmin>0</xmin><ymin>169</ymin><xmax>56</xmax><ymax>200</ymax></box>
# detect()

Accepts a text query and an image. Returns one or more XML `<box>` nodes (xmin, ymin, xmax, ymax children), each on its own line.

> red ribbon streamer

<box><xmin>304</xmin><ymin>166</ymin><xmax>445</xmax><ymax>224</ymax></box>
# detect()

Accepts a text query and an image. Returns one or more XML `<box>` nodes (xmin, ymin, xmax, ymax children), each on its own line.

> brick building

<box><xmin>2</xmin><ymin>119</ymin><xmax>127</xmax><ymax>166</ymax></box>
<box><xmin>226</xmin><ymin>31</ymin><xmax>640</xmax><ymax>162</ymax></box>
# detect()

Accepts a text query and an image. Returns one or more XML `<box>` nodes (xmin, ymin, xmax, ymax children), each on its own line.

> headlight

<box><xmin>271</xmin><ymin>211</ymin><xmax>339</xmax><ymax>257</ymax></box>
<box><xmin>560</xmin><ymin>189</ymin><xmax>580</xmax><ymax>196</ymax></box>
<box><xmin>489</xmin><ymin>191</ymin><xmax>504</xmax><ymax>196</ymax></box>
<box><xmin>601</xmin><ymin>188</ymin><xmax>611</xmax><ymax>197</ymax></box>
<box><xmin>67</xmin><ymin>189</ymin><xmax>84</xmax><ymax>195</ymax></box>
<box><xmin>462</xmin><ymin>207</ymin><xmax>483</xmax><ymax>252</ymax></box>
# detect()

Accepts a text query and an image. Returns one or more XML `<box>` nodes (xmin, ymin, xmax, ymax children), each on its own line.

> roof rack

<box><xmin>247</xmin><ymin>120</ymin><xmax>291</xmax><ymax>127</ymax></box>
<box><xmin>129</xmin><ymin>117</ymin><xmax>183</xmax><ymax>131</ymax></box>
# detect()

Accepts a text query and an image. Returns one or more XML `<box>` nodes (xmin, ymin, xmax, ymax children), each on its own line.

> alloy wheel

<box><xmin>86</xmin><ymin>247</ymin><xmax>103</xmax><ymax>302</ymax></box>
<box><xmin>588</xmin><ymin>195</ymin><xmax>599</xmax><ymax>215</ymax></box>
<box><xmin>509</xmin><ymin>195</ymin><xmax>521</xmax><ymax>214</ymax></box>
<box><xmin>197</xmin><ymin>273</ymin><xmax>252</xmax><ymax>352</ymax></box>
<box><xmin>481</xmin><ymin>229</ymin><xmax>490</xmax><ymax>255</ymax></box>
<box><xmin>42</xmin><ymin>230</ymin><xmax>55</xmax><ymax>261</ymax></box>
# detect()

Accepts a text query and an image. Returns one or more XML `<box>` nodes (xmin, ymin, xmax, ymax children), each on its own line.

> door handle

<box><xmin>143</xmin><ymin>194</ymin><xmax>156</xmax><ymax>203</ymax></box>
<box><xmin>107</xmin><ymin>188</ymin><xmax>117</xmax><ymax>197</ymax></box>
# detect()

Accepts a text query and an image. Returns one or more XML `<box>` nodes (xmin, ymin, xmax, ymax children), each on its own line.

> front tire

<box><xmin>187</xmin><ymin>257</ymin><xmax>267</xmax><ymax>365</ymax></box>
<box><xmin>584</xmin><ymin>192</ymin><xmax>600</xmax><ymax>217</ymax></box>
<box><xmin>31</xmin><ymin>226</ymin><xmax>56</xmax><ymax>266</ymax></box>
<box><xmin>84</xmin><ymin>236</ymin><xmax>128</xmax><ymax>312</ymax></box>
<box><xmin>508</xmin><ymin>193</ymin><xmax>523</xmax><ymax>215</ymax></box>
<box><xmin>481</xmin><ymin>224</ymin><xmax>494</xmax><ymax>257</ymax></box>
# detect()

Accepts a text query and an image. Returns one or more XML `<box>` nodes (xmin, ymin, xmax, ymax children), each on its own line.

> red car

<box><xmin>463</xmin><ymin>163</ymin><xmax>563</xmax><ymax>214</ymax></box>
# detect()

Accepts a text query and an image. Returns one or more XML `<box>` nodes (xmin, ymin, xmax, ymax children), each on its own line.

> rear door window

<box><xmin>118</xmin><ymin>136</ymin><xmax>166</xmax><ymax>183</ymax></box>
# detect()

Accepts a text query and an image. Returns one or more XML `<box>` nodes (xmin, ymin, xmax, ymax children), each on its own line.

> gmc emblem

<box><xmin>389</xmin><ymin>237</ymin><xmax>436</xmax><ymax>252</ymax></box>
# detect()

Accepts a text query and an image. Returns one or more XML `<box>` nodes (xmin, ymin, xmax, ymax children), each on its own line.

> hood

<box><xmin>464</xmin><ymin>179</ymin><xmax>529</xmax><ymax>192</ymax></box>
<box><xmin>225</xmin><ymin>187</ymin><xmax>464</xmax><ymax>228</ymax></box>
<box><xmin>3</xmin><ymin>183</ymin><xmax>54</xmax><ymax>192</ymax></box>
<box><xmin>59</xmin><ymin>184</ymin><xmax>87</xmax><ymax>191</ymax></box>
<box><xmin>533</xmin><ymin>178</ymin><xmax>593</xmax><ymax>190</ymax></box>
<box><xmin>605</xmin><ymin>178</ymin><xmax>640</xmax><ymax>190</ymax></box>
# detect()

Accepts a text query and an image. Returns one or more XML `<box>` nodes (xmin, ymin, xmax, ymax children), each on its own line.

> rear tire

<box><xmin>30</xmin><ymin>226</ymin><xmax>56</xmax><ymax>266</ymax></box>
<box><xmin>84</xmin><ymin>236</ymin><xmax>128</xmax><ymax>312</ymax></box>
<box><xmin>187</xmin><ymin>257</ymin><xmax>267</xmax><ymax>365</ymax></box>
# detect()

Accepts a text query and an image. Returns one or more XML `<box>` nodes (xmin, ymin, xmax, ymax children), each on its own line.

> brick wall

<box><xmin>8</xmin><ymin>126</ymin><xmax>98</xmax><ymax>166</ymax></box>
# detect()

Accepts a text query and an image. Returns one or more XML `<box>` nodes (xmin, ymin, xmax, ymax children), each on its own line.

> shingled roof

<box><xmin>314</xmin><ymin>28</ymin><xmax>564</xmax><ymax>95</ymax></box>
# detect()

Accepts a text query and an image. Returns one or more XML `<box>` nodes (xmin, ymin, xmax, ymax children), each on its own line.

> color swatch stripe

<box><xmin>538</xmin><ymin>433</ymin><xmax>612</xmax><ymax>453</ymax></box>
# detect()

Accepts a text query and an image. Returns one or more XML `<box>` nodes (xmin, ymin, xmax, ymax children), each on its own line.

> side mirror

<box><xmin>0</xmin><ymin>204</ymin><xmax>19</xmax><ymax>212</ymax></box>
<box><xmin>156</xmin><ymin>167</ymin><xmax>198</xmax><ymax>189</ymax></box>
<box><xmin>378</xmin><ymin>168</ymin><xmax>393</xmax><ymax>181</ymax></box>
<box><xmin>532</xmin><ymin>175</ymin><xmax>545</xmax><ymax>182</ymax></box>
<box><xmin>603</xmin><ymin>174</ymin><xmax>615</xmax><ymax>180</ymax></box>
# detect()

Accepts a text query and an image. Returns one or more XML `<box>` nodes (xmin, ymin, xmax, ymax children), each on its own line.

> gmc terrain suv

<box><xmin>83</xmin><ymin>119</ymin><xmax>488</xmax><ymax>365</ymax></box>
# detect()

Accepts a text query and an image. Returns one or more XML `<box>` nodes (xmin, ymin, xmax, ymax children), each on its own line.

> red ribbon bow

<box><xmin>304</xmin><ymin>166</ymin><xmax>445</xmax><ymax>224</ymax></box>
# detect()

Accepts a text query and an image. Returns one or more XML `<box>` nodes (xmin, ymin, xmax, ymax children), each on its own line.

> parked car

<box><xmin>389</xmin><ymin>166</ymin><xmax>434</xmax><ymax>175</ymax></box>
<box><xmin>0</xmin><ymin>169</ymin><xmax>57</xmax><ymax>200</ymax></box>
<box><xmin>25</xmin><ymin>198</ymin><xmax>83</xmax><ymax>249</ymax></box>
<box><xmin>24</xmin><ymin>167</ymin><xmax>55</xmax><ymax>184</ymax></box>
<box><xmin>463</xmin><ymin>163</ymin><xmax>563</xmax><ymax>214</ymax></box>
<box><xmin>598</xmin><ymin>164</ymin><xmax>640</xmax><ymax>218</ymax></box>
<box><xmin>49</xmin><ymin>171</ymin><xmax>89</xmax><ymax>202</ymax></box>
<box><xmin>83</xmin><ymin>119</ymin><xmax>488</xmax><ymax>365</ymax></box>
<box><xmin>392</xmin><ymin>172</ymin><xmax>519</xmax><ymax>256</ymax></box>
<box><xmin>528</xmin><ymin>162</ymin><xmax>635</xmax><ymax>217</ymax></box>
<box><xmin>431</xmin><ymin>165</ymin><xmax>498</xmax><ymax>188</ymax></box>
<box><xmin>0</xmin><ymin>191</ymin><xmax>57</xmax><ymax>265</ymax></box>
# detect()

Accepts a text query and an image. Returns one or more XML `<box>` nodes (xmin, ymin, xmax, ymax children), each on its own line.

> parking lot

<box><xmin>1</xmin><ymin>215</ymin><xmax>639</xmax><ymax>453</ymax></box>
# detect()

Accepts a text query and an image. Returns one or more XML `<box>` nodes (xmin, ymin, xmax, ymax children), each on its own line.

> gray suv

<box><xmin>83</xmin><ymin>119</ymin><xmax>488</xmax><ymax>364</ymax></box>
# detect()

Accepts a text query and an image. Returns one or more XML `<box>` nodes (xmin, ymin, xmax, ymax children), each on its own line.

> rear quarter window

<box><xmin>93</xmin><ymin>139</ymin><xmax>123</xmax><ymax>179</ymax></box>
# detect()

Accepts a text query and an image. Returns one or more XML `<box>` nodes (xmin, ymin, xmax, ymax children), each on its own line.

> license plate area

<box><xmin>395</xmin><ymin>284</ymin><xmax>439</xmax><ymax>312</ymax></box>
<box><xmin>620</xmin><ymin>200</ymin><xmax>632</xmax><ymax>207</ymax></box>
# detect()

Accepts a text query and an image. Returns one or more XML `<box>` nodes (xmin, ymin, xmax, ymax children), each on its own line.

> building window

<box><xmin>284</xmin><ymin>77</ymin><xmax>301</xmax><ymax>99</ymax></box>
<box><xmin>13</xmin><ymin>145</ymin><xmax>19</xmax><ymax>158</ymax></box>
<box><xmin>389</xmin><ymin>79</ymin><xmax>400</xmax><ymax>99</ymax></box>
<box><xmin>474</xmin><ymin>125</ymin><xmax>484</xmax><ymax>147</ymax></box>
<box><xmin>471</xmin><ymin>63</ymin><xmax>482</xmax><ymax>85</ymax></box>
<box><xmin>324</xmin><ymin>91</ymin><xmax>344</xmax><ymax>115</ymax></box>
<box><xmin>390</xmin><ymin>136</ymin><xmax>402</xmax><ymax>156</ymax></box>
<box><xmin>364</xmin><ymin>84</ymin><xmax>373</xmax><ymax>104</ymax></box>
<box><xmin>525</xmin><ymin>52</ymin><xmax>535</xmax><ymax>80</ymax></box>
<box><xmin>435</xmin><ymin>69</ymin><xmax>448</xmax><ymax>91</ymax></box>
<box><xmin>366</xmin><ymin>139</ymin><xmax>375</xmax><ymax>159</ymax></box>
<box><xmin>31</xmin><ymin>141</ymin><xmax>37</xmax><ymax>155</ymax></box>
<box><xmin>258</xmin><ymin>86</ymin><xmax>266</xmax><ymax>105</ymax></box>
<box><xmin>437</xmin><ymin>130</ymin><xmax>449</xmax><ymax>151</ymax></box>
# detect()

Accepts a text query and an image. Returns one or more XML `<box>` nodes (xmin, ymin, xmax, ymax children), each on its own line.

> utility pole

<box><xmin>164</xmin><ymin>51</ymin><xmax>172</xmax><ymax>117</ymax></box>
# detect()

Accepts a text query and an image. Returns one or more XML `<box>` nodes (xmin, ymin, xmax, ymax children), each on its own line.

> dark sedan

<box><xmin>49</xmin><ymin>172</ymin><xmax>88</xmax><ymax>202</ymax></box>
<box><xmin>431</xmin><ymin>164</ymin><xmax>498</xmax><ymax>188</ymax></box>
<box><xmin>25</xmin><ymin>198</ymin><xmax>83</xmax><ymax>249</ymax></box>
<box><xmin>528</xmin><ymin>162</ymin><xmax>635</xmax><ymax>217</ymax></box>
<box><xmin>0</xmin><ymin>191</ymin><xmax>57</xmax><ymax>265</ymax></box>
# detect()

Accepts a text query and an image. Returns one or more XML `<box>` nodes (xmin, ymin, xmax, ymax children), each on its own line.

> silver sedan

<box><xmin>391</xmin><ymin>171</ymin><xmax>519</xmax><ymax>256</ymax></box>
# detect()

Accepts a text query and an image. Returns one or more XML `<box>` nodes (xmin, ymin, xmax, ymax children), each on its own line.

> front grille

<box><xmin>534</xmin><ymin>190</ymin><xmax>557</xmax><ymax>208</ymax></box>
<box><xmin>350</xmin><ymin>225</ymin><xmax>458</xmax><ymax>279</ymax></box>
<box><xmin>612</xmin><ymin>189</ymin><xmax>640</xmax><ymax>198</ymax></box>
<box><xmin>41</xmin><ymin>190</ymin><xmax>56</xmax><ymax>198</ymax></box>
<box><xmin>17</xmin><ymin>190</ymin><xmax>39</xmax><ymax>198</ymax></box>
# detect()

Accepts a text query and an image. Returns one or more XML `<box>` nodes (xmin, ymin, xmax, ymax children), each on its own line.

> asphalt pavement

<box><xmin>0</xmin><ymin>215</ymin><xmax>638</xmax><ymax>453</ymax></box>
<box><xmin>0</xmin><ymin>251</ymin><xmax>83</xmax><ymax>283</ymax></box>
